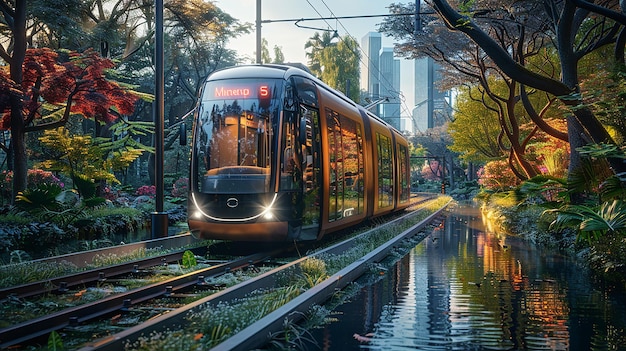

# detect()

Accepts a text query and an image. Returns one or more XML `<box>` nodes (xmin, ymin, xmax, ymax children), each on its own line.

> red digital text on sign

<box><xmin>213</xmin><ymin>85</ymin><xmax>270</xmax><ymax>99</ymax></box>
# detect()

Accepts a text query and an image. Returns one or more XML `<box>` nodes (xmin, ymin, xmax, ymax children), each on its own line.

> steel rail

<box><xmin>7</xmin><ymin>232</ymin><xmax>201</xmax><ymax>269</ymax></box>
<box><xmin>0</xmin><ymin>248</ymin><xmax>207</xmax><ymax>300</ymax></box>
<box><xmin>213</xmin><ymin>199</ymin><xmax>451</xmax><ymax>350</ymax></box>
<box><xmin>0</xmin><ymin>250</ymin><xmax>277</xmax><ymax>349</ymax></box>
<box><xmin>77</xmin><ymin>198</ymin><xmax>451</xmax><ymax>351</ymax></box>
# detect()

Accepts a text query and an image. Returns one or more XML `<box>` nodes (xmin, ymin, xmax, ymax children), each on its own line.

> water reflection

<box><xmin>309</xmin><ymin>204</ymin><xmax>626</xmax><ymax>350</ymax></box>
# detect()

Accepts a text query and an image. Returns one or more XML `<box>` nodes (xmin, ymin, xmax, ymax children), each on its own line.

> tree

<box><xmin>448</xmin><ymin>84</ymin><xmax>503</xmax><ymax>163</ymax></box>
<box><xmin>305</xmin><ymin>32</ymin><xmax>361</xmax><ymax>101</ymax></box>
<box><xmin>259</xmin><ymin>38</ymin><xmax>285</xmax><ymax>64</ymax></box>
<box><xmin>0</xmin><ymin>47</ymin><xmax>142</xmax><ymax>200</ymax></box>
<box><xmin>305</xmin><ymin>31</ymin><xmax>337</xmax><ymax>75</ymax></box>
<box><xmin>381</xmin><ymin>0</ymin><xmax>625</xmax><ymax>190</ymax></box>
<box><xmin>427</xmin><ymin>0</ymin><xmax>626</xmax><ymax>178</ymax></box>
<box><xmin>0</xmin><ymin>0</ymin><xmax>28</xmax><ymax>201</ymax></box>
<box><xmin>6</xmin><ymin>0</ymin><xmax>250</xmax><ymax>189</ymax></box>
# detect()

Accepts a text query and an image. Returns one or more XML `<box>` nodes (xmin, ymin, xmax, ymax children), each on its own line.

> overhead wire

<box><xmin>303</xmin><ymin>0</ymin><xmax>415</xmax><ymax>130</ymax></box>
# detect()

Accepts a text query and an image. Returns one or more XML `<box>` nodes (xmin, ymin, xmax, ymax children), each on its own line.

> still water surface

<box><xmin>310</xmin><ymin>204</ymin><xmax>626</xmax><ymax>350</ymax></box>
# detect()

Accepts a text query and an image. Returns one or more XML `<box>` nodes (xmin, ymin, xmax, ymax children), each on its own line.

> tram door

<box><xmin>299</xmin><ymin>106</ymin><xmax>321</xmax><ymax>240</ymax></box>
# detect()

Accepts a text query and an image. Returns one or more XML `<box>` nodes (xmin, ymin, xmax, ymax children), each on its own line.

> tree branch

<box><xmin>429</xmin><ymin>0</ymin><xmax>573</xmax><ymax>97</ymax></box>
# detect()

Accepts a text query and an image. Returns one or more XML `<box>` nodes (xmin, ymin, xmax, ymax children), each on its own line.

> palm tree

<box><xmin>304</xmin><ymin>31</ymin><xmax>337</xmax><ymax>77</ymax></box>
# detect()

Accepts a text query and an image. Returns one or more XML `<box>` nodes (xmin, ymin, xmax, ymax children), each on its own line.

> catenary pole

<box><xmin>256</xmin><ymin>0</ymin><xmax>262</xmax><ymax>63</ymax></box>
<box><xmin>152</xmin><ymin>0</ymin><xmax>168</xmax><ymax>238</ymax></box>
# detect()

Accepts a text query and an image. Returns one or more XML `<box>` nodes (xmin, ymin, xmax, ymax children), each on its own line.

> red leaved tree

<box><xmin>0</xmin><ymin>47</ymin><xmax>141</xmax><ymax>202</ymax></box>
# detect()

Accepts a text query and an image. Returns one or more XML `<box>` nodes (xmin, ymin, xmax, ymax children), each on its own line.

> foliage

<box><xmin>267</xmin><ymin>314</ymin><xmax>318</xmax><ymax>351</ymax></box>
<box><xmin>37</xmin><ymin>128</ymin><xmax>110</xmax><ymax>182</ymax></box>
<box><xmin>299</xmin><ymin>257</ymin><xmax>329</xmax><ymax>289</ymax></box>
<box><xmin>136</xmin><ymin>185</ymin><xmax>156</xmax><ymax>197</ymax></box>
<box><xmin>181</xmin><ymin>250</ymin><xmax>197</xmax><ymax>269</ymax></box>
<box><xmin>477</xmin><ymin>190</ymin><xmax>574</xmax><ymax>248</ymax></box>
<box><xmin>546</xmin><ymin>200</ymin><xmax>626</xmax><ymax>244</ymax></box>
<box><xmin>516</xmin><ymin>175</ymin><xmax>569</xmax><ymax>206</ymax></box>
<box><xmin>48</xmin><ymin>330</ymin><xmax>64</xmax><ymax>351</ymax></box>
<box><xmin>579</xmin><ymin>69</ymin><xmax>626</xmax><ymax>143</ymax></box>
<box><xmin>477</xmin><ymin>160</ymin><xmax>520</xmax><ymax>191</ymax></box>
<box><xmin>0</xmin><ymin>48</ymin><xmax>141</xmax><ymax>130</ymax></box>
<box><xmin>305</xmin><ymin>32</ymin><xmax>361</xmax><ymax>102</ymax></box>
<box><xmin>534</xmin><ymin>137</ymin><xmax>570</xmax><ymax>179</ymax></box>
<box><xmin>15</xmin><ymin>183</ymin><xmax>63</xmax><ymax>213</ymax></box>
<box><xmin>0</xmin><ymin>197</ymin><xmax>147</xmax><ymax>258</ymax></box>
<box><xmin>0</xmin><ymin>219</ymin><xmax>75</xmax><ymax>257</ymax></box>
<box><xmin>260</xmin><ymin>38</ymin><xmax>284</xmax><ymax>64</ymax></box>
<box><xmin>37</xmin><ymin>125</ymin><xmax>148</xmax><ymax>197</ymax></box>
<box><xmin>448</xmin><ymin>84</ymin><xmax>504</xmax><ymax>162</ymax></box>
<box><xmin>587</xmin><ymin>234</ymin><xmax>626</xmax><ymax>285</ymax></box>
<box><xmin>171</xmin><ymin>177</ymin><xmax>189</xmax><ymax>197</ymax></box>
<box><xmin>564</xmin><ymin>144</ymin><xmax>625</xmax><ymax>204</ymax></box>
<box><xmin>0</xmin><ymin>169</ymin><xmax>64</xmax><ymax>203</ymax></box>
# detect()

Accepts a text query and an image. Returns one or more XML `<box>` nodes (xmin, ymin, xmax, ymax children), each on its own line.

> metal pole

<box><xmin>152</xmin><ymin>0</ymin><xmax>168</xmax><ymax>238</ymax></box>
<box><xmin>415</xmin><ymin>0</ymin><xmax>422</xmax><ymax>33</ymax></box>
<box><xmin>256</xmin><ymin>0</ymin><xmax>262</xmax><ymax>64</ymax></box>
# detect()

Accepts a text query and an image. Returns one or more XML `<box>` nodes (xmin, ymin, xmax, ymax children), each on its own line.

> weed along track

<box><xmin>0</xmin><ymin>195</ymin><xmax>450</xmax><ymax>350</ymax></box>
<box><xmin>81</xmin><ymin>196</ymin><xmax>451</xmax><ymax>351</ymax></box>
<box><xmin>0</xmin><ymin>248</ymin><xmax>285</xmax><ymax>350</ymax></box>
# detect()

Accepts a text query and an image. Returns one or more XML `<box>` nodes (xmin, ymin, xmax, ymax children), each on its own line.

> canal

<box><xmin>308</xmin><ymin>203</ymin><xmax>626</xmax><ymax>350</ymax></box>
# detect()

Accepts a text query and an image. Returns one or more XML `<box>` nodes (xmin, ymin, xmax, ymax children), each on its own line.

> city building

<box><xmin>412</xmin><ymin>57</ymin><xmax>452</xmax><ymax>133</ymax></box>
<box><xmin>360</xmin><ymin>32</ymin><xmax>381</xmax><ymax>105</ymax></box>
<box><xmin>379</xmin><ymin>47</ymin><xmax>401</xmax><ymax>130</ymax></box>
<box><xmin>360</xmin><ymin>32</ymin><xmax>402</xmax><ymax>130</ymax></box>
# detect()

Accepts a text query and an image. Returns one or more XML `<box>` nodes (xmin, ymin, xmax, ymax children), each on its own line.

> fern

<box><xmin>47</xmin><ymin>330</ymin><xmax>64</xmax><ymax>351</ymax></box>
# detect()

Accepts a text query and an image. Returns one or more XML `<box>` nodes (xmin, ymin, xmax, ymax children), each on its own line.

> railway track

<box><xmin>0</xmin><ymin>249</ymin><xmax>286</xmax><ymax>349</ymax></box>
<box><xmin>0</xmin><ymin>194</ymin><xmax>449</xmax><ymax>350</ymax></box>
<box><xmin>82</xmin><ymin>196</ymin><xmax>451</xmax><ymax>351</ymax></box>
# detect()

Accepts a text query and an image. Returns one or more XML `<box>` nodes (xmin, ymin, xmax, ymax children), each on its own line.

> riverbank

<box><xmin>477</xmin><ymin>194</ymin><xmax>626</xmax><ymax>290</ymax></box>
<box><xmin>304</xmin><ymin>202</ymin><xmax>626</xmax><ymax>350</ymax></box>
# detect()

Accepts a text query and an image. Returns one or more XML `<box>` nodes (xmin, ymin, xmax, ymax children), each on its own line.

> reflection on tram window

<box><xmin>326</xmin><ymin>108</ymin><xmax>364</xmax><ymax>222</ymax></box>
<box><xmin>377</xmin><ymin>133</ymin><xmax>393</xmax><ymax>208</ymax></box>
<box><xmin>194</xmin><ymin>80</ymin><xmax>281</xmax><ymax>194</ymax></box>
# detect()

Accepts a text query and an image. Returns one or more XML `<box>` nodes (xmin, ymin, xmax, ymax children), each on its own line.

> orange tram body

<box><xmin>188</xmin><ymin>64</ymin><xmax>411</xmax><ymax>241</ymax></box>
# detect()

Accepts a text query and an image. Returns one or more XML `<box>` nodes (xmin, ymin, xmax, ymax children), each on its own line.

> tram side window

<box><xmin>341</xmin><ymin>115</ymin><xmax>364</xmax><ymax>216</ymax></box>
<box><xmin>280</xmin><ymin>112</ymin><xmax>301</xmax><ymax>190</ymax></box>
<box><xmin>326</xmin><ymin>108</ymin><xmax>364</xmax><ymax>222</ymax></box>
<box><xmin>398</xmin><ymin>144</ymin><xmax>410</xmax><ymax>203</ymax></box>
<box><xmin>327</xmin><ymin>112</ymin><xmax>342</xmax><ymax>221</ymax></box>
<box><xmin>377</xmin><ymin>133</ymin><xmax>393</xmax><ymax>208</ymax></box>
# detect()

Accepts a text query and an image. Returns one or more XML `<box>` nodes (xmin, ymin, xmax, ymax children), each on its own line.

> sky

<box><xmin>214</xmin><ymin>0</ymin><xmax>416</xmax><ymax>118</ymax></box>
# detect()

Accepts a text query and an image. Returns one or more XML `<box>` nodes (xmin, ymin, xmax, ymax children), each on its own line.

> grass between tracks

<box><xmin>124</xmin><ymin>196</ymin><xmax>452</xmax><ymax>351</ymax></box>
<box><xmin>0</xmin><ymin>240</ymin><xmax>214</xmax><ymax>289</ymax></box>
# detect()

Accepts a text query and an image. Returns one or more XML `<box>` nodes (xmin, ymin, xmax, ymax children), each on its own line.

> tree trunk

<box><xmin>431</xmin><ymin>0</ymin><xmax>626</xmax><ymax>177</ymax></box>
<box><xmin>10</xmin><ymin>0</ymin><xmax>28</xmax><ymax>202</ymax></box>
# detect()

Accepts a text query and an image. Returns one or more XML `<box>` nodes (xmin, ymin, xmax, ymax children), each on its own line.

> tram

<box><xmin>188</xmin><ymin>64</ymin><xmax>411</xmax><ymax>241</ymax></box>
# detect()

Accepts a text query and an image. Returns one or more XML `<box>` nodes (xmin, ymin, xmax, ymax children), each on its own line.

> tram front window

<box><xmin>194</xmin><ymin>79</ymin><xmax>282</xmax><ymax>194</ymax></box>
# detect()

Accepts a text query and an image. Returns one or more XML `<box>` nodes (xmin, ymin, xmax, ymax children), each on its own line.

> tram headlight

<box><xmin>263</xmin><ymin>210</ymin><xmax>274</xmax><ymax>220</ymax></box>
<box><xmin>193</xmin><ymin>210</ymin><xmax>203</xmax><ymax>219</ymax></box>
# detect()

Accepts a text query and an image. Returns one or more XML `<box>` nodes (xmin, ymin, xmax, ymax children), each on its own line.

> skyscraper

<box><xmin>379</xmin><ymin>47</ymin><xmax>401</xmax><ymax>130</ymax></box>
<box><xmin>413</xmin><ymin>57</ymin><xmax>451</xmax><ymax>132</ymax></box>
<box><xmin>360</xmin><ymin>32</ymin><xmax>382</xmax><ymax>103</ymax></box>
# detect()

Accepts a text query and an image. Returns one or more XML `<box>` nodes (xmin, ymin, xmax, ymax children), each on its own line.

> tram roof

<box><xmin>207</xmin><ymin>64</ymin><xmax>309</xmax><ymax>81</ymax></box>
<box><xmin>206</xmin><ymin>64</ymin><xmax>404</xmax><ymax>136</ymax></box>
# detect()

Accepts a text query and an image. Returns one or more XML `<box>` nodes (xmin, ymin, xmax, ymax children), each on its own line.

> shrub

<box><xmin>27</xmin><ymin>169</ymin><xmax>64</xmax><ymax>188</ymax></box>
<box><xmin>0</xmin><ymin>169</ymin><xmax>64</xmax><ymax>202</ymax></box>
<box><xmin>15</xmin><ymin>183</ymin><xmax>63</xmax><ymax>213</ymax></box>
<box><xmin>136</xmin><ymin>185</ymin><xmax>156</xmax><ymax>197</ymax></box>
<box><xmin>171</xmin><ymin>177</ymin><xmax>189</xmax><ymax>197</ymax></box>
<box><xmin>0</xmin><ymin>221</ymin><xmax>77</xmax><ymax>257</ymax></box>
<box><xmin>477</xmin><ymin>160</ymin><xmax>520</xmax><ymax>191</ymax></box>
